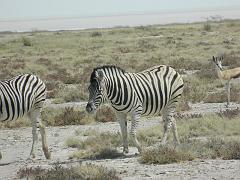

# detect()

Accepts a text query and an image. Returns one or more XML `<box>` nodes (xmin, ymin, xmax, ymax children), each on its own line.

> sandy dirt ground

<box><xmin>1</xmin><ymin>102</ymin><xmax>240</xmax><ymax>180</ymax></box>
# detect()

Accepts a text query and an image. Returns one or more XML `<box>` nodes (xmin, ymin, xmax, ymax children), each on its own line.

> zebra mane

<box><xmin>90</xmin><ymin>65</ymin><xmax>125</xmax><ymax>82</ymax></box>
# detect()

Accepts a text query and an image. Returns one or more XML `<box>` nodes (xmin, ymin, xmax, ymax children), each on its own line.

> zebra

<box><xmin>86</xmin><ymin>65</ymin><xmax>184</xmax><ymax>153</ymax></box>
<box><xmin>0</xmin><ymin>74</ymin><xmax>51</xmax><ymax>159</ymax></box>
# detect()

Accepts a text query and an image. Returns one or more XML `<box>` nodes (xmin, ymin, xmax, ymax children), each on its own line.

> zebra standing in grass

<box><xmin>0</xmin><ymin>74</ymin><xmax>50</xmax><ymax>159</ymax></box>
<box><xmin>86</xmin><ymin>65</ymin><xmax>184</xmax><ymax>153</ymax></box>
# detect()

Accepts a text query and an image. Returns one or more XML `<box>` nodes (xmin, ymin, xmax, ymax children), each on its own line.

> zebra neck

<box><xmin>105</xmin><ymin>72</ymin><xmax>126</xmax><ymax>104</ymax></box>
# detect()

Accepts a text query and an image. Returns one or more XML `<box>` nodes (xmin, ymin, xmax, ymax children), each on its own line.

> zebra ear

<box><xmin>95</xmin><ymin>69</ymin><xmax>104</xmax><ymax>81</ymax></box>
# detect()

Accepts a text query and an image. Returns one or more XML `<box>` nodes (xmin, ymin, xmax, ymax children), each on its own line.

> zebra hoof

<box><xmin>45</xmin><ymin>152</ymin><xmax>51</xmax><ymax>159</ymax></box>
<box><xmin>123</xmin><ymin>147</ymin><xmax>129</xmax><ymax>154</ymax></box>
<box><xmin>30</xmin><ymin>153</ymin><xmax>36</xmax><ymax>159</ymax></box>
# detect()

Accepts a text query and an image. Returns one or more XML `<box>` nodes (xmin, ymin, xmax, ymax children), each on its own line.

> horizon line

<box><xmin>1</xmin><ymin>6</ymin><xmax>240</xmax><ymax>22</ymax></box>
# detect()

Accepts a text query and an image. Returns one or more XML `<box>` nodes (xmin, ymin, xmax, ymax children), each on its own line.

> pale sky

<box><xmin>1</xmin><ymin>0</ymin><xmax>240</xmax><ymax>20</ymax></box>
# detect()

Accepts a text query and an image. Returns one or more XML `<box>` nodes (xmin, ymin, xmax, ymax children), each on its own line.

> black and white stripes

<box><xmin>86</xmin><ymin>65</ymin><xmax>184</xmax><ymax>153</ymax></box>
<box><xmin>0</xmin><ymin>74</ymin><xmax>50</xmax><ymax>159</ymax></box>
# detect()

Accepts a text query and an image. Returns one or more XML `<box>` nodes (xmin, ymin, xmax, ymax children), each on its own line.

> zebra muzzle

<box><xmin>86</xmin><ymin>103</ymin><xmax>96</xmax><ymax>113</ymax></box>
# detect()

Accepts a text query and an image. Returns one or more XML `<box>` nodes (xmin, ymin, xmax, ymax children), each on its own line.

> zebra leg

<box><xmin>171</xmin><ymin>117</ymin><xmax>180</xmax><ymax>145</ymax></box>
<box><xmin>29</xmin><ymin>109</ymin><xmax>51</xmax><ymax>159</ymax></box>
<box><xmin>130</xmin><ymin>112</ymin><xmax>141</xmax><ymax>153</ymax></box>
<box><xmin>29</xmin><ymin>112</ymin><xmax>39</xmax><ymax>159</ymax></box>
<box><xmin>161</xmin><ymin>107</ymin><xmax>175</xmax><ymax>145</ymax></box>
<box><xmin>116</xmin><ymin>112</ymin><xmax>128</xmax><ymax>154</ymax></box>
<box><xmin>39</xmin><ymin>120</ymin><xmax>51</xmax><ymax>159</ymax></box>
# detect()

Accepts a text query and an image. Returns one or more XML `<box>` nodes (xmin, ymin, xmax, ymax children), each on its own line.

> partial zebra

<box><xmin>0</xmin><ymin>74</ymin><xmax>50</xmax><ymax>159</ymax></box>
<box><xmin>86</xmin><ymin>65</ymin><xmax>184</xmax><ymax>153</ymax></box>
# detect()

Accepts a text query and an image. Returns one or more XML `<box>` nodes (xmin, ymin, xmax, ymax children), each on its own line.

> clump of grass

<box><xmin>140</xmin><ymin>145</ymin><xmax>194</xmax><ymax>164</ymax></box>
<box><xmin>54</xmin><ymin>84</ymin><xmax>88</xmax><ymax>103</ymax></box>
<box><xmin>178</xmin><ymin>115</ymin><xmax>235</xmax><ymax>138</ymax></box>
<box><xmin>90</xmin><ymin>31</ymin><xmax>102</xmax><ymax>37</ymax></box>
<box><xmin>183</xmin><ymin>76</ymin><xmax>209</xmax><ymax>103</ymax></box>
<box><xmin>176</xmin><ymin>97</ymin><xmax>191</xmax><ymax>112</ymax></box>
<box><xmin>170</xmin><ymin>59</ymin><xmax>205</xmax><ymax>71</ymax></box>
<box><xmin>17</xmin><ymin>163</ymin><xmax>120</xmax><ymax>180</ymax></box>
<box><xmin>69</xmin><ymin>132</ymin><xmax>122</xmax><ymax>160</ymax></box>
<box><xmin>138</xmin><ymin>114</ymin><xmax>240</xmax><ymax>146</ymax></box>
<box><xmin>65</xmin><ymin>137</ymin><xmax>81</xmax><ymax>148</ymax></box>
<box><xmin>222</xmin><ymin>53</ymin><xmax>240</xmax><ymax>68</ymax></box>
<box><xmin>137</xmin><ymin>39</ymin><xmax>156</xmax><ymax>52</ymax></box>
<box><xmin>217</xmin><ymin>108</ymin><xmax>240</xmax><ymax>119</ymax></box>
<box><xmin>43</xmin><ymin>107</ymin><xmax>94</xmax><ymax>126</ymax></box>
<box><xmin>175</xmin><ymin>113</ymin><xmax>203</xmax><ymax>120</ymax></box>
<box><xmin>0</xmin><ymin>116</ymin><xmax>30</xmax><ymax>129</ymax></box>
<box><xmin>22</xmin><ymin>37</ymin><xmax>32</xmax><ymax>46</ymax></box>
<box><xmin>204</xmin><ymin>91</ymin><xmax>226</xmax><ymax>103</ymax></box>
<box><xmin>204</xmin><ymin>86</ymin><xmax>240</xmax><ymax>103</ymax></box>
<box><xmin>202</xmin><ymin>137</ymin><xmax>240</xmax><ymax>159</ymax></box>
<box><xmin>140</xmin><ymin>137</ymin><xmax>240</xmax><ymax>164</ymax></box>
<box><xmin>95</xmin><ymin>105</ymin><xmax>116</xmax><ymax>122</ymax></box>
<box><xmin>203</xmin><ymin>21</ymin><xmax>211</xmax><ymax>31</ymax></box>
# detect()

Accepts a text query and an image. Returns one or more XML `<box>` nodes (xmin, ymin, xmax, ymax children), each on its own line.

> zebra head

<box><xmin>212</xmin><ymin>55</ymin><xmax>223</xmax><ymax>70</ymax></box>
<box><xmin>86</xmin><ymin>69</ymin><xmax>106</xmax><ymax>113</ymax></box>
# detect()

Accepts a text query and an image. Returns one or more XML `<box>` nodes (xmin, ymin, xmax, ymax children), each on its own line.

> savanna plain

<box><xmin>0</xmin><ymin>20</ymin><xmax>240</xmax><ymax>180</ymax></box>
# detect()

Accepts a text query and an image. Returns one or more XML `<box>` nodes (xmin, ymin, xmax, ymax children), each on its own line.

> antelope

<box><xmin>212</xmin><ymin>55</ymin><xmax>240</xmax><ymax>107</ymax></box>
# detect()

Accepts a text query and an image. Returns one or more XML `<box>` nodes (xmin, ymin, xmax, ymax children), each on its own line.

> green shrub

<box><xmin>203</xmin><ymin>21</ymin><xmax>211</xmax><ymax>31</ymax></box>
<box><xmin>90</xmin><ymin>31</ymin><xmax>102</xmax><ymax>37</ymax></box>
<box><xmin>22</xmin><ymin>37</ymin><xmax>32</xmax><ymax>46</ymax></box>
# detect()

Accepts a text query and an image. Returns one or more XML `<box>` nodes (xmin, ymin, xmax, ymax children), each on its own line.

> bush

<box><xmin>90</xmin><ymin>31</ymin><xmax>102</xmax><ymax>37</ymax></box>
<box><xmin>140</xmin><ymin>138</ymin><xmax>240</xmax><ymax>164</ymax></box>
<box><xmin>54</xmin><ymin>84</ymin><xmax>88</xmax><ymax>102</ymax></box>
<box><xmin>95</xmin><ymin>105</ymin><xmax>116</xmax><ymax>122</ymax></box>
<box><xmin>69</xmin><ymin>132</ymin><xmax>122</xmax><ymax>160</ymax></box>
<box><xmin>43</xmin><ymin>107</ymin><xmax>94</xmax><ymax>126</ymax></box>
<box><xmin>17</xmin><ymin>164</ymin><xmax>120</xmax><ymax>180</ymax></box>
<box><xmin>217</xmin><ymin>108</ymin><xmax>240</xmax><ymax>119</ymax></box>
<box><xmin>203</xmin><ymin>21</ymin><xmax>211</xmax><ymax>31</ymax></box>
<box><xmin>22</xmin><ymin>37</ymin><xmax>32</xmax><ymax>46</ymax></box>
<box><xmin>140</xmin><ymin>145</ymin><xmax>194</xmax><ymax>164</ymax></box>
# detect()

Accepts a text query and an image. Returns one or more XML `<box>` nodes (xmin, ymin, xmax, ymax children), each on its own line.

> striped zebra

<box><xmin>0</xmin><ymin>74</ymin><xmax>50</xmax><ymax>159</ymax></box>
<box><xmin>86</xmin><ymin>65</ymin><xmax>184</xmax><ymax>153</ymax></box>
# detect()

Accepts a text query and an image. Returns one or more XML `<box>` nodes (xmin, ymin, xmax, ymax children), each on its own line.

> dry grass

<box><xmin>68</xmin><ymin>132</ymin><xmax>122</xmax><ymax>160</ymax></box>
<box><xmin>17</xmin><ymin>163</ymin><xmax>120</xmax><ymax>180</ymax></box>
<box><xmin>43</xmin><ymin>107</ymin><xmax>94</xmax><ymax>126</ymax></box>
<box><xmin>140</xmin><ymin>137</ymin><xmax>240</xmax><ymax>164</ymax></box>
<box><xmin>0</xmin><ymin>117</ymin><xmax>30</xmax><ymax>129</ymax></box>
<box><xmin>204</xmin><ymin>86</ymin><xmax>240</xmax><ymax>103</ymax></box>
<box><xmin>95</xmin><ymin>105</ymin><xmax>116</xmax><ymax>122</ymax></box>
<box><xmin>137</xmin><ymin>114</ymin><xmax>240</xmax><ymax>147</ymax></box>
<box><xmin>140</xmin><ymin>145</ymin><xmax>194</xmax><ymax>164</ymax></box>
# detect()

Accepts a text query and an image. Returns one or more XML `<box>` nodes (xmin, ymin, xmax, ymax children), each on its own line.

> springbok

<box><xmin>212</xmin><ymin>56</ymin><xmax>240</xmax><ymax>107</ymax></box>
